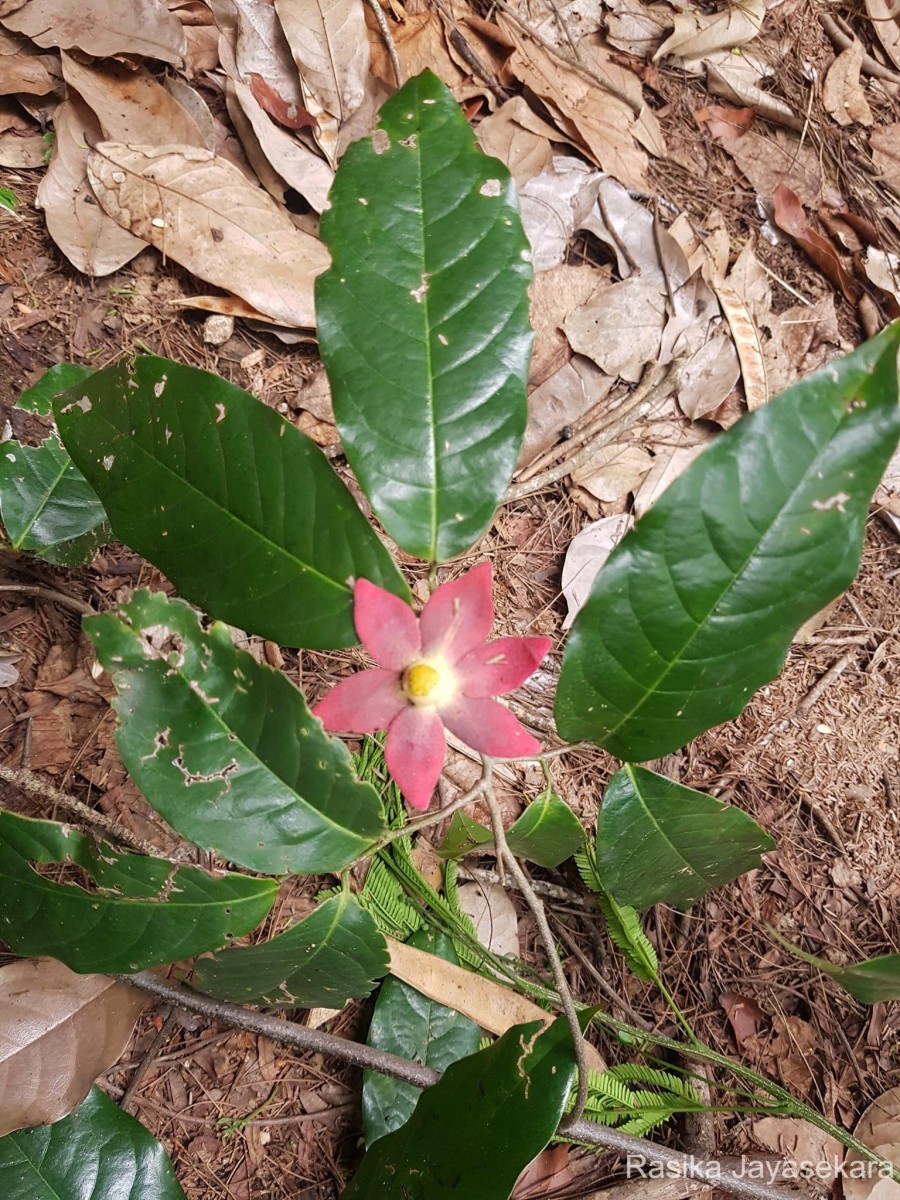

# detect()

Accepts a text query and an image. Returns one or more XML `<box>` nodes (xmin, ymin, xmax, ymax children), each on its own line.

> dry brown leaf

<box><xmin>529</xmin><ymin>263</ymin><xmax>610</xmax><ymax>387</ymax></box>
<box><xmin>605</xmin><ymin>0</ymin><xmax>671</xmax><ymax>58</ymax></box>
<box><xmin>676</xmin><ymin>330</ymin><xmax>741</xmax><ymax>421</ymax></box>
<box><xmin>476</xmin><ymin>97</ymin><xmax>555</xmax><ymax>187</ymax></box>
<box><xmin>519</xmin><ymin>157</ymin><xmax>600</xmax><ymax>272</ymax></box>
<box><xmin>714</xmin><ymin>281</ymin><xmax>768</xmax><ymax>410</ymax></box>
<box><xmin>866</xmin><ymin>0</ymin><xmax>900</xmax><ymax>72</ymax></box>
<box><xmin>87</xmin><ymin>141</ymin><xmax>328</xmax><ymax>327</ymax></box>
<box><xmin>581</xmin><ymin>177</ymin><xmax>690</xmax><ymax>292</ymax></box>
<box><xmin>654</xmin><ymin>0</ymin><xmax>764</xmax><ymax>64</ymax></box>
<box><xmin>561</xmin><ymin>514</ymin><xmax>632</xmax><ymax>628</ymax></box>
<box><xmin>822</xmin><ymin>42</ymin><xmax>873</xmax><ymax>127</ymax></box>
<box><xmin>61</xmin><ymin>54</ymin><xmax>207</xmax><ymax>149</ymax></box>
<box><xmin>0</xmin><ymin>27</ymin><xmax>59</xmax><ymax>96</ymax></box>
<box><xmin>719</xmin><ymin>991</ymin><xmax>765</xmax><ymax>1052</ymax></box>
<box><xmin>276</xmin><ymin>0</ymin><xmax>369</xmax><ymax>123</ymax></box>
<box><xmin>572</xmin><ymin>442</ymin><xmax>653</xmax><ymax>502</ymax></box>
<box><xmin>752</xmin><ymin>1116</ymin><xmax>844</xmax><ymax>1182</ymax></box>
<box><xmin>1</xmin><ymin>0</ymin><xmax>186</xmax><ymax>64</ymax></box>
<box><xmin>765</xmin><ymin>295</ymin><xmax>841</xmax><ymax>396</ymax></box>
<box><xmin>704</xmin><ymin>49</ymin><xmax>799</xmax><ymax>128</ymax></box>
<box><xmin>0</xmin><ymin>957</ymin><xmax>147</xmax><ymax>1136</ymax></box>
<box><xmin>213</xmin><ymin>0</ymin><xmax>307</xmax><ymax>123</ymax></box>
<box><xmin>709</xmin><ymin>124</ymin><xmax>840</xmax><ymax>208</ymax></box>
<box><xmin>36</xmin><ymin>94</ymin><xmax>147</xmax><ymax>276</ymax></box>
<box><xmin>773</xmin><ymin>183</ymin><xmax>860</xmax><ymax>303</ymax></box>
<box><xmin>563</xmin><ymin>278</ymin><xmax>666</xmax><ymax>382</ymax></box>
<box><xmin>512</xmin><ymin>1145</ymin><xmax>577</xmax><ymax>1198</ymax></box>
<box><xmin>520</xmin><ymin>357</ymin><xmax>615</xmax><ymax>470</ymax></box>
<box><xmin>229</xmin><ymin>75</ymin><xmax>333</xmax><ymax>211</ymax></box>
<box><xmin>369</xmin><ymin>5</ymin><xmax>463</xmax><ymax>95</ymax></box>
<box><xmin>0</xmin><ymin>132</ymin><xmax>44</xmax><ymax>166</ymax></box>
<box><xmin>877</xmin><ymin>445</ymin><xmax>900</xmax><ymax>518</ymax></box>
<box><xmin>870</xmin><ymin>124</ymin><xmax>900</xmax><ymax>193</ymax></box>
<box><xmin>457</xmin><ymin>882</ymin><xmax>520</xmax><ymax>958</ymax></box>
<box><xmin>633</xmin><ymin>437</ymin><xmax>711</xmax><ymax>516</ymax></box>
<box><xmin>225</xmin><ymin>78</ymin><xmax>293</xmax><ymax>204</ymax></box>
<box><xmin>696</xmin><ymin>103</ymin><xmax>755</xmax><ymax>139</ymax></box>
<box><xmin>384</xmin><ymin>935</ymin><xmax>606</xmax><ymax>1070</ymax></box>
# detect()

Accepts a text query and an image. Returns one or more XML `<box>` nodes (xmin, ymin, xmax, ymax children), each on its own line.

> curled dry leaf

<box><xmin>719</xmin><ymin>990</ymin><xmax>765</xmax><ymax>1052</ymax></box>
<box><xmin>843</xmin><ymin>1088</ymin><xmax>900</xmax><ymax>1200</ymax></box>
<box><xmin>476</xmin><ymin>97</ymin><xmax>555</xmax><ymax>187</ymax></box>
<box><xmin>870</xmin><ymin>124</ymin><xmax>900</xmax><ymax>193</ymax></box>
<box><xmin>866</xmin><ymin>0</ymin><xmax>900</xmax><ymax>73</ymax></box>
<box><xmin>572</xmin><ymin>442</ymin><xmax>653</xmax><ymax>502</ymax></box>
<box><xmin>713</xmin><ymin>281</ymin><xmax>768</xmax><ymax>410</ymax></box>
<box><xmin>1</xmin><ymin>0</ymin><xmax>186</xmax><ymax>64</ymax></box>
<box><xmin>519</xmin><ymin>357</ymin><xmax>615</xmax><ymax>470</ymax></box>
<box><xmin>773</xmin><ymin>183</ymin><xmax>860</xmax><ymax>303</ymax></box>
<box><xmin>654</xmin><ymin>0</ymin><xmax>765</xmax><ymax>65</ymax></box>
<box><xmin>823</xmin><ymin>41</ymin><xmax>873</xmax><ymax>127</ymax></box>
<box><xmin>0</xmin><ymin>28</ymin><xmax>59</xmax><ymax>96</ymax></box>
<box><xmin>87</xmin><ymin>141</ymin><xmax>329</xmax><ymax>327</ymax></box>
<box><xmin>561</xmin><ymin>514</ymin><xmax>633</xmax><ymax>629</ymax></box>
<box><xmin>677</xmin><ymin>329</ymin><xmax>741</xmax><ymax>421</ymax></box>
<box><xmin>275</xmin><ymin>0</ymin><xmax>369</xmax><ymax>123</ymax></box>
<box><xmin>563</xmin><ymin>277</ymin><xmax>666</xmax><ymax>382</ymax></box>
<box><xmin>0</xmin><ymin>957</ymin><xmax>146</xmax><ymax>1136</ymax></box>
<box><xmin>519</xmin><ymin>157</ymin><xmax>600</xmax><ymax>272</ymax></box>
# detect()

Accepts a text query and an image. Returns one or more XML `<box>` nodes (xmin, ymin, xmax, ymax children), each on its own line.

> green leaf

<box><xmin>0</xmin><ymin>365</ymin><xmax>108</xmax><ymax>565</ymax></box>
<box><xmin>555</xmin><ymin>324</ymin><xmax>900</xmax><ymax>760</ymax></box>
<box><xmin>342</xmin><ymin>1016</ymin><xmax>576</xmax><ymax>1199</ymax></box>
<box><xmin>771</xmin><ymin>932</ymin><xmax>900</xmax><ymax>1003</ymax></box>
<box><xmin>317</xmin><ymin>70</ymin><xmax>532</xmax><ymax>562</ymax></box>
<box><xmin>437</xmin><ymin>791</ymin><xmax>583</xmax><ymax>868</ymax></box>
<box><xmin>86</xmin><ymin>590</ymin><xmax>386</xmax><ymax>875</ymax></box>
<box><xmin>0</xmin><ymin>808</ymin><xmax>276</xmax><ymax>973</ymax></box>
<box><xmin>0</xmin><ymin>1086</ymin><xmax>186</xmax><ymax>1199</ymax></box>
<box><xmin>362</xmin><ymin>929</ymin><xmax>481</xmax><ymax>1146</ymax></box>
<box><xmin>596</xmin><ymin>765</ymin><xmax>775</xmax><ymax>909</ymax></box>
<box><xmin>55</xmin><ymin>355</ymin><xmax>408</xmax><ymax>648</ymax></box>
<box><xmin>193</xmin><ymin>892</ymin><xmax>389</xmax><ymax>1005</ymax></box>
<box><xmin>597</xmin><ymin>890</ymin><xmax>658</xmax><ymax>982</ymax></box>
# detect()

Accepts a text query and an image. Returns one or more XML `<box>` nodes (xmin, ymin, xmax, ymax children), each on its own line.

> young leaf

<box><xmin>0</xmin><ymin>364</ymin><xmax>107</xmax><ymax>565</ymax></box>
<box><xmin>193</xmin><ymin>891</ymin><xmax>389</xmax><ymax>1006</ymax></box>
<box><xmin>596</xmin><ymin>766</ymin><xmax>775</xmax><ymax>909</ymax></box>
<box><xmin>555</xmin><ymin>324</ymin><xmax>900</xmax><ymax>760</ymax></box>
<box><xmin>0</xmin><ymin>959</ymin><xmax>146</xmax><ymax>1136</ymax></box>
<box><xmin>597</xmin><ymin>890</ymin><xmax>658</xmax><ymax>982</ymax></box>
<box><xmin>87</xmin><ymin>590</ymin><xmax>386</xmax><ymax>874</ymax></box>
<box><xmin>0</xmin><ymin>1086</ymin><xmax>186</xmax><ymax>1199</ymax></box>
<box><xmin>362</xmin><ymin>930</ymin><xmax>481</xmax><ymax>1146</ymax></box>
<box><xmin>54</xmin><ymin>355</ymin><xmax>409</xmax><ymax>648</ymax></box>
<box><xmin>317</xmin><ymin>70</ymin><xmax>533</xmax><ymax>562</ymax></box>
<box><xmin>437</xmin><ymin>792</ymin><xmax>583</xmax><ymax>869</ymax></box>
<box><xmin>771</xmin><ymin>932</ymin><xmax>900</xmax><ymax>1003</ymax></box>
<box><xmin>0</xmin><ymin>809</ymin><xmax>277</xmax><ymax>973</ymax></box>
<box><xmin>342</xmin><ymin>1016</ymin><xmax>576</xmax><ymax>1199</ymax></box>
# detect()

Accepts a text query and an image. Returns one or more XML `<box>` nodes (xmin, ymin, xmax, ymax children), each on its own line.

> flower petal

<box><xmin>441</xmin><ymin>697</ymin><xmax>542</xmax><ymax>759</ymax></box>
<box><xmin>313</xmin><ymin>669</ymin><xmax>405</xmax><ymax>733</ymax></box>
<box><xmin>385</xmin><ymin>706</ymin><xmax>446</xmax><ymax>811</ymax></box>
<box><xmin>457</xmin><ymin>636</ymin><xmax>552</xmax><ymax>698</ymax></box>
<box><xmin>420</xmin><ymin>561</ymin><xmax>494</xmax><ymax>663</ymax></box>
<box><xmin>354</xmin><ymin>579</ymin><xmax>420</xmax><ymax>670</ymax></box>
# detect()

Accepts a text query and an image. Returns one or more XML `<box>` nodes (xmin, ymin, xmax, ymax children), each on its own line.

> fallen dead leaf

<box><xmin>572</xmin><ymin>442</ymin><xmax>653</xmax><ymax>502</ymax></box>
<box><xmin>752</xmin><ymin>1116</ymin><xmax>844</xmax><ymax>1183</ymax></box>
<box><xmin>519</xmin><ymin>357</ymin><xmax>615</xmax><ymax>470</ymax></box>
<box><xmin>677</xmin><ymin>330</ymin><xmax>741</xmax><ymax>421</ymax></box>
<box><xmin>773</xmin><ymin>183</ymin><xmax>860</xmax><ymax>303</ymax></box>
<box><xmin>696</xmin><ymin>103</ymin><xmax>756</xmax><ymax>139</ymax></box>
<box><xmin>0</xmin><ymin>957</ymin><xmax>147</xmax><ymax>1136</ymax></box>
<box><xmin>1</xmin><ymin>0</ymin><xmax>186</xmax><ymax>64</ymax></box>
<box><xmin>704</xmin><ymin>48</ymin><xmax>799</xmax><ymax>129</ymax></box>
<box><xmin>0</xmin><ymin>131</ymin><xmax>44</xmax><ymax>166</ymax></box>
<box><xmin>866</xmin><ymin>0</ymin><xmax>900</xmax><ymax>73</ymax></box>
<box><xmin>708</xmin><ymin>124</ymin><xmax>840</xmax><ymax>208</ymax></box>
<box><xmin>457</xmin><ymin>882</ymin><xmax>520</xmax><ymax>958</ymax></box>
<box><xmin>529</xmin><ymin>263</ymin><xmax>610</xmax><ymax>388</ymax></box>
<box><xmin>720</xmin><ymin>990</ymin><xmax>766</xmax><ymax>1052</ymax></box>
<box><xmin>563</xmin><ymin>278</ymin><xmax>666</xmax><ymax>382</ymax></box>
<box><xmin>654</xmin><ymin>0</ymin><xmax>765</xmax><ymax>65</ymax></box>
<box><xmin>633</xmin><ymin>437</ymin><xmax>711</xmax><ymax>517</ymax></box>
<box><xmin>519</xmin><ymin>157</ymin><xmax>600</xmax><ymax>272</ymax></box>
<box><xmin>384</xmin><ymin>935</ymin><xmax>606</xmax><ymax>1070</ymax></box>
<box><xmin>764</xmin><ymin>295</ymin><xmax>841</xmax><ymax>396</ymax></box>
<box><xmin>0</xmin><ymin>27</ymin><xmax>59</xmax><ymax>96</ymax></box>
<box><xmin>476</xmin><ymin>96</ymin><xmax>555</xmax><ymax>187</ymax></box>
<box><xmin>214</xmin><ymin>0</ymin><xmax>307</xmax><ymax>123</ymax></box>
<box><xmin>605</xmin><ymin>0</ymin><xmax>670</xmax><ymax>59</ymax></box>
<box><xmin>276</xmin><ymin>0</ymin><xmax>369</xmax><ymax>123</ymax></box>
<box><xmin>870</xmin><ymin>124</ymin><xmax>900</xmax><ymax>194</ymax></box>
<box><xmin>561</xmin><ymin>514</ymin><xmax>633</xmax><ymax>629</ymax></box>
<box><xmin>713</xmin><ymin>281</ymin><xmax>768</xmax><ymax>410</ymax></box>
<box><xmin>512</xmin><ymin>1145</ymin><xmax>577</xmax><ymax>1197</ymax></box>
<box><xmin>87</xmin><ymin>141</ymin><xmax>329</xmax><ymax>327</ymax></box>
<box><xmin>822</xmin><ymin>41</ymin><xmax>873</xmax><ymax>127</ymax></box>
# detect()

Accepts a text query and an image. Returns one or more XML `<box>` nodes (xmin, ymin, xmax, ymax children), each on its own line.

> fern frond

<box><xmin>609</xmin><ymin>1063</ymin><xmax>699</xmax><ymax>1103</ymax></box>
<box><xmin>358</xmin><ymin>855</ymin><xmax>423</xmax><ymax>939</ymax></box>
<box><xmin>574</xmin><ymin>838</ymin><xmax>602</xmax><ymax>893</ymax></box>
<box><xmin>598</xmin><ymin>890</ymin><xmax>658</xmax><ymax>981</ymax></box>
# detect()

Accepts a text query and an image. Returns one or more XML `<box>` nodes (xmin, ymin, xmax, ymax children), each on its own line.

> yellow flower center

<box><xmin>401</xmin><ymin>660</ymin><xmax>456</xmax><ymax>707</ymax></box>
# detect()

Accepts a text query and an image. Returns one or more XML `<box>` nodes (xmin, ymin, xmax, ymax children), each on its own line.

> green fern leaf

<box><xmin>598</xmin><ymin>889</ymin><xmax>658</xmax><ymax>981</ymax></box>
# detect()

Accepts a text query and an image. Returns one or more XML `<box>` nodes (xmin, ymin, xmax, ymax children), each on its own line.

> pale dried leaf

<box><xmin>0</xmin><ymin>132</ymin><xmax>44</xmax><ymax>166</ymax></box>
<box><xmin>676</xmin><ymin>330</ymin><xmax>741</xmax><ymax>420</ymax></box>
<box><xmin>0</xmin><ymin>28</ymin><xmax>58</xmax><ymax>95</ymax></box>
<box><xmin>225</xmin><ymin>78</ymin><xmax>292</xmax><ymax>203</ymax></box>
<box><xmin>369</xmin><ymin>6</ymin><xmax>463</xmax><ymax>95</ymax></box>
<box><xmin>871</xmin><ymin>123</ymin><xmax>900</xmax><ymax>192</ymax></box>
<box><xmin>580</xmin><ymin>177</ymin><xmax>688</xmax><ymax>291</ymax></box>
<box><xmin>476</xmin><ymin>97</ymin><xmax>555</xmax><ymax>187</ymax></box>
<box><xmin>276</xmin><ymin>0</ymin><xmax>369</xmax><ymax>123</ymax></box>
<box><xmin>229</xmin><ymin>75</ymin><xmax>333</xmax><ymax>211</ymax></box>
<box><xmin>0</xmin><ymin>957</ymin><xmax>146</xmax><ymax>1136</ymax></box>
<box><xmin>877</xmin><ymin>445</ymin><xmax>900</xmax><ymax>518</ymax></box>
<box><xmin>2</xmin><ymin>0</ymin><xmax>186</xmax><ymax>64</ymax></box>
<box><xmin>866</xmin><ymin>0</ymin><xmax>900</xmax><ymax>72</ymax></box>
<box><xmin>752</xmin><ymin>1117</ymin><xmax>845</xmax><ymax>1182</ymax></box>
<box><xmin>633</xmin><ymin>439</ymin><xmax>710</xmax><ymax>517</ymax></box>
<box><xmin>572</xmin><ymin>442</ymin><xmax>652</xmax><ymax>502</ymax></box>
<box><xmin>712</xmin><ymin>124</ymin><xmax>843</xmax><ymax>208</ymax></box>
<box><xmin>822</xmin><ymin>41</ymin><xmax>873</xmax><ymax>127</ymax></box>
<box><xmin>605</xmin><ymin>0</ymin><xmax>671</xmax><ymax>58</ymax></box>
<box><xmin>225</xmin><ymin>0</ymin><xmax>306</xmax><ymax>116</ymax></box>
<box><xmin>704</xmin><ymin>50</ymin><xmax>798</xmax><ymax>127</ymax></box>
<box><xmin>0</xmin><ymin>650</ymin><xmax>21</xmax><ymax>686</ymax></box>
<box><xmin>164</xmin><ymin>77</ymin><xmax>220</xmax><ymax>150</ymax></box>
<box><xmin>654</xmin><ymin>0</ymin><xmax>765</xmax><ymax>64</ymax></box>
<box><xmin>529</xmin><ymin>263</ymin><xmax>610</xmax><ymax>387</ymax></box>
<box><xmin>385</xmin><ymin>936</ymin><xmax>606</xmax><ymax>1069</ymax></box>
<box><xmin>561</xmin><ymin>514</ymin><xmax>632</xmax><ymax>628</ymax></box>
<box><xmin>61</xmin><ymin>54</ymin><xmax>207</xmax><ymax>149</ymax></box>
<box><xmin>36</xmin><ymin>94</ymin><xmax>147</xmax><ymax>276</ymax></box>
<box><xmin>519</xmin><ymin>157</ymin><xmax>601</xmax><ymax>272</ymax></box>
<box><xmin>87</xmin><ymin>141</ymin><xmax>328</xmax><ymax>327</ymax></box>
<box><xmin>764</xmin><ymin>296</ymin><xmax>841</xmax><ymax>396</ymax></box>
<box><xmin>520</xmin><ymin>357</ymin><xmax>615</xmax><ymax>470</ymax></box>
<box><xmin>457</xmin><ymin>882</ymin><xmax>520</xmax><ymax>958</ymax></box>
<box><xmin>563</xmin><ymin>278</ymin><xmax>666</xmax><ymax>382</ymax></box>
<box><xmin>714</xmin><ymin>281</ymin><xmax>768</xmax><ymax>409</ymax></box>
<box><xmin>864</xmin><ymin>247</ymin><xmax>900</xmax><ymax>305</ymax></box>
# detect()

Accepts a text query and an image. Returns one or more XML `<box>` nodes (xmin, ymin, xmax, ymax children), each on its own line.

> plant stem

<box><xmin>480</xmin><ymin>756</ymin><xmax>590</xmax><ymax>1123</ymax></box>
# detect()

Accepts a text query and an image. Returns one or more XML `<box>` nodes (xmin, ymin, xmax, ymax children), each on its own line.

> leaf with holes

<box><xmin>596</xmin><ymin>766</ymin><xmax>775</xmax><ymax>909</ymax></box>
<box><xmin>193</xmin><ymin>892</ymin><xmax>389</xmax><ymax>1005</ymax></box>
<box><xmin>86</xmin><ymin>590</ymin><xmax>386</xmax><ymax>875</ymax></box>
<box><xmin>317</xmin><ymin>70</ymin><xmax>533</xmax><ymax>562</ymax></box>
<box><xmin>555</xmin><ymin>324</ymin><xmax>900</xmax><ymax>760</ymax></box>
<box><xmin>342</xmin><ymin>1016</ymin><xmax>576</xmax><ymax>1198</ymax></box>
<box><xmin>55</xmin><ymin>355</ymin><xmax>408</xmax><ymax>648</ymax></box>
<box><xmin>0</xmin><ymin>809</ymin><xmax>276</xmax><ymax>973</ymax></box>
<box><xmin>362</xmin><ymin>930</ymin><xmax>481</xmax><ymax>1146</ymax></box>
<box><xmin>0</xmin><ymin>1087</ymin><xmax>186</xmax><ymax>1198</ymax></box>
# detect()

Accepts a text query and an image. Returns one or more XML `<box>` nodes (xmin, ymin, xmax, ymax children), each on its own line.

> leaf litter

<box><xmin>0</xmin><ymin>0</ymin><xmax>899</xmax><ymax>1193</ymax></box>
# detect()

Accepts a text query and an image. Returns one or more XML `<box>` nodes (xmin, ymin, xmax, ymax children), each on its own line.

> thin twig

<box><xmin>118</xmin><ymin>971</ymin><xmax>795</xmax><ymax>1200</ymax></box>
<box><xmin>120</xmin><ymin>1007</ymin><xmax>178</xmax><ymax>1113</ymax></box>
<box><xmin>0</xmin><ymin>763</ymin><xmax>193</xmax><ymax>862</ymax></box>
<box><xmin>458</xmin><ymin>863</ymin><xmax>595</xmax><ymax>907</ymax></box>
<box><xmin>796</xmin><ymin>649</ymin><xmax>858</xmax><ymax>717</ymax></box>
<box><xmin>480</xmin><ymin>756</ymin><xmax>590</xmax><ymax>1123</ymax></box>
<box><xmin>364</xmin><ymin>0</ymin><xmax>402</xmax><ymax>87</ymax></box>
<box><xmin>373</xmin><ymin>759</ymin><xmax>493</xmax><ymax>849</ymax></box>
<box><xmin>553</xmin><ymin>921</ymin><xmax>652</xmax><ymax>1030</ymax></box>
<box><xmin>0</xmin><ymin>582</ymin><xmax>93</xmax><ymax>617</ymax></box>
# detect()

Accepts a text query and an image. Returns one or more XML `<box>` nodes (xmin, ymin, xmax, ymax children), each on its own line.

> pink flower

<box><xmin>313</xmin><ymin>562</ymin><xmax>552</xmax><ymax>811</ymax></box>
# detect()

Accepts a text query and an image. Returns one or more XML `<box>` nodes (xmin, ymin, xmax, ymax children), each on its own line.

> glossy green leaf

<box><xmin>0</xmin><ymin>366</ymin><xmax>107</xmax><ymax>565</ymax></box>
<box><xmin>556</xmin><ymin>324</ymin><xmax>900</xmax><ymax>760</ymax></box>
<box><xmin>317</xmin><ymin>70</ymin><xmax>532</xmax><ymax>562</ymax></box>
<box><xmin>193</xmin><ymin>892</ymin><xmax>389</xmax><ymax>1006</ymax></box>
<box><xmin>87</xmin><ymin>590</ymin><xmax>386</xmax><ymax>875</ymax></box>
<box><xmin>596</xmin><ymin>766</ymin><xmax>775</xmax><ymax>909</ymax></box>
<box><xmin>772</xmin><ymin>932</ymin><xmax>900</xmax><ymax>1003</ymax></box>
<box><xmin>343</xmin><ymin>1016</ymin><xmax>576</xmax><ymax>1199</ymax></box>
<box><xmin>437</xmin><ymin>791</ymin><xmax>583</xmax><ymax>868</ymax></box>
<box><xmin>362</xmin><ymin>929</ymin><xmax>481</xmax><ymax>1146</ymax></box>
<box><xmin>55</xmin><ymin>355</ymin><xmax>408</xmax><ymax>648</ymax></box>
<box><xmin>0</xmin><ymin>1087</ymin><xmax>186</xmax><ymax>1199</ymax></box>
<box><xmin>0</xmin><ymin>808</ymin><xmax>276</xmax><ymax>973</ymax></box>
